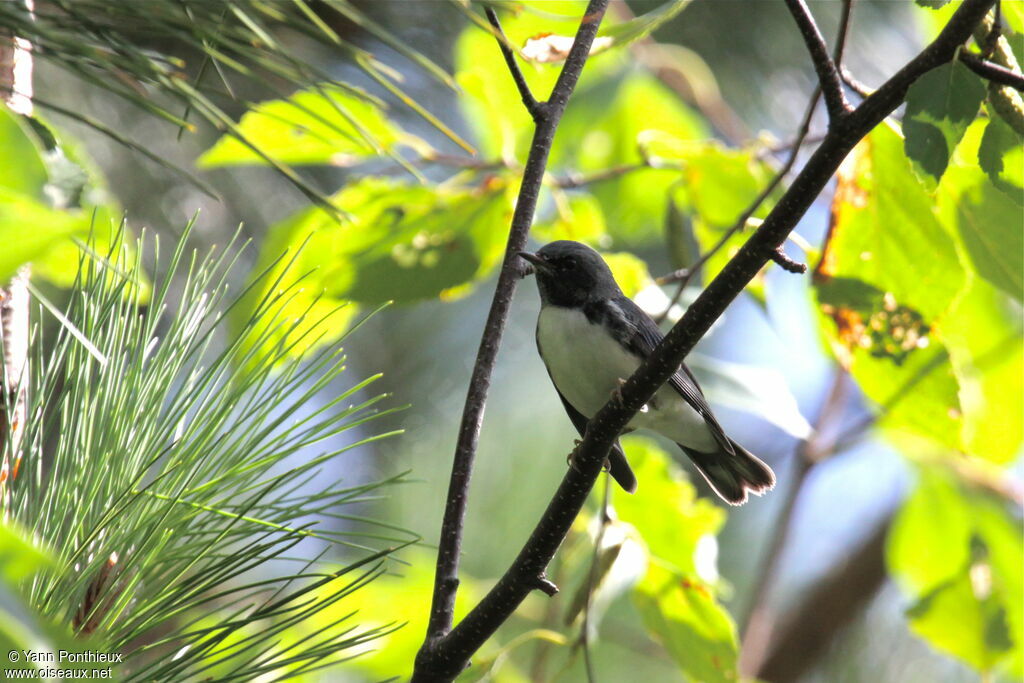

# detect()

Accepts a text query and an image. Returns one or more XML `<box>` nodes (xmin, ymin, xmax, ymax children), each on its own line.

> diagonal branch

<box><xmin>412</xmin><ymin>0</ymin><xmax>995</xmax><ymax>679</ymax></box>
<box><xmin>783</xmin><ymin>0</ymin><xmax>852</xmax><ymax>121</ymax></box>
<box><xmin>960</xmin><ymin>51</ymin><xmax>1024</xmax><ymax>90</ymax></box>
<box><xmin>485</xmin><ymin>8</ymin><xmax>544</xmax><ymax>121</ymax></box>
<box><xmin>414</xmin><ymin>2</ymin><xmax>610</xmax><ymax>680</ymax></box>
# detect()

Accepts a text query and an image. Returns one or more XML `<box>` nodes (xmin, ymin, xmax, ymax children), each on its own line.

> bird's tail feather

<box><xmin>680</xmin><ymin>440</ymin><xmax>774</xmax><ymax>505</ymax></box>
<box><xmin>607</xmin><ymin>443</ymin><xmax>638</xmax><ymax>494</ymax></box>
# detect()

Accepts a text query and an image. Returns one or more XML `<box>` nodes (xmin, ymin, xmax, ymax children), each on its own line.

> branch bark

<box><xmin>415</xmin><ymin>0</ymin><xmax>994</xmax><ymax>679</ymax></box>
<box><xmin>415</xmin><ymin>2</ymin><xmax>610</xmax><ymax>680</ymax></box>
<box><xmin>783</xmin><ymin>0</ymin><xmax>852</xmax><ymax>121</ymax></box>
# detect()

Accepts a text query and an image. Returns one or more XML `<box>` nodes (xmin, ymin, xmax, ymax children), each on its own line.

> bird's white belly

<box><xmin>537</xmin><ymin>306</ymin><xmax>716</xmax><ymax>451</ymax></box>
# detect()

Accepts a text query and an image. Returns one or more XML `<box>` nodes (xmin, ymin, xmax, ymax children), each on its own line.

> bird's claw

<box><xmin>567</xmin><ymin>439</ymin><xmax>611</xmax><ymax>474</ymax></box>
<box><xmin>610</xmin><ymin>377</ymin><xmax>627</xmax><ymax>408</ymax></box>
<box><xmin>567</xmin><ymin>440</ymin><xmax>584</xmax><ymax>472</ymax></box>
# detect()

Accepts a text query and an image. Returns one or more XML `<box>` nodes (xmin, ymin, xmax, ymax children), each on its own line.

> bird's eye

<box><xmin>562</xmin><ymin>257</ymin><xmax>576</xmax><ymax>270</ymax></box>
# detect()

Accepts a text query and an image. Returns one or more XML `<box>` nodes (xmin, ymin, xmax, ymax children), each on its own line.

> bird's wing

<box><xmin>615</xmin><ymin>295</ymin><xmax>735</xmax><ymax>455</ymax></box>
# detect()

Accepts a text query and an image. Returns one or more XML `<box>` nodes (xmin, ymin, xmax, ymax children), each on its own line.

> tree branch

<box><xmin>415</xmin><ymin>0</ymin><xmax>993</xmax><ymax>679</ymax></box>
<box><xmin>960</xmin><ymin>51</ymin><xmax>1024</xmax><ymax>91</ymax></box>
<box><xmin>415</xmin><ymin>2</ymin><xmax>610</xmax><ymax>680</ymax></box>
<box><xmin>783</xmin><ymin>0</ymin><xmax>852</xmax><ymax>121</ymax></box>
<box><xmin>485</xmin><ymin>8</ymin><xmax>544</xmax><ymax>121</ymax></box>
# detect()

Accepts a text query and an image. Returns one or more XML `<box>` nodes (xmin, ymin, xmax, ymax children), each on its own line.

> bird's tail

<box><xmin>607</xmin><ymin>443</ymin><xmax>638</xmax><ymax>494</ymax></box>
<box><xmin>679</xmin><ymin>439</ymin><xmax>774</xmax><ymax>505</ymax></box>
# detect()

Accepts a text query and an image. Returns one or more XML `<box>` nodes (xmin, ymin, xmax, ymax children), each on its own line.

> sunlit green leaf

<box><xmin>533</xmin><ymin>192</ymin><xmax>607</xmax><ymax>245</ymax></box>
<box><xmin>815</xmin><ymin>277</ymin><xmax>962</xmax><ymax>448</ymax></box>
<box><xmin>888</xmin><ymin>465</ymin><xmax>1023</xmax><ymax>677</ymax></box>
<box><xmin>604</xmin><ymin>251</ymin><xmax>655</xmax><ymax>299</ymax></box>
<box><xmin>633</xmin><ymin>562</ymin><xmax>738</xmax><ymax>683</ymax></box>
<box><xmin>239</xmin><ymin>176</ymin><xmax>512</xmax><ymax>359</ymax></box>
<box><xmin>938</xmin><ymin>276</ymin><xmax>1023</xmax><ymax>464</ymax></box>
<box><xmin>0</xmin><ymin>190</ymin><xmax>91</xmax><ymax>283</ymax></box>
<box><xmin>198</xmin><ymin>85</ymin><xmax>424</xmax><ymax>167</ymax></box>
<box><xmin>305</xmin><ymin>550</ymin><xmax>488</xmax><ymax>681</ymax></box>
<box><xmin>455</xmin><ymin>1</ymin><xmax>623</xmax><ymax>160</ymax></box>
<box><xmin>814</xmin><ymin>125</ymin><xmax>971</xmax><ymax>449</ymax></box>
<box><xmin>0</xmin><ymin>522</ymin><xmax>55</xmax><ymax>585</ymax></box>
<box><xmin>978</xmin><ymin>114</ymin><xmax>1024</xmax><ymax>204</ymax></box>
<box><xmin>561</xmin><ymin>73</ymin><xmax>707</xmax><ymax>241</ymax></box>
<box><xmin>903</xmin><ymin>60</ymin><xmax>986</xmax><ymax>186</ymax></box>
<box><xmin>614</xmin><ymin>437</ymin><xmax>725</xmax><ymax>579</ymax></box>
<box><xmin>0</xmin><ymin>107</ymin><xmax>48</xmax><ymax>200</ymax></box>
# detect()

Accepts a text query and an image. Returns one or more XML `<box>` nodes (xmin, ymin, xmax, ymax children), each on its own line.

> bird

<box><xmin>519</xmin><ymin>240</ymin><xmax>775</xmax><ymax>505</ymax></box>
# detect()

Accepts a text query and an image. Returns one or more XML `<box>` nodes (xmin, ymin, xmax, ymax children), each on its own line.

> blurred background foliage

<box><xmin>1</xmin><ymin>0</ymin><xmax>1021</xmax><ymax>681</ymax></box>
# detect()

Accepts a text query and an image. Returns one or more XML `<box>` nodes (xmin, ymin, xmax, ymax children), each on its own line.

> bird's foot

<box><xmin>567</xmin><ymin>441</ymin><xmax>611</xmax><ymax>474</ymax></box>
<box><xmin>610</xmin><ymin>377</ymin><xmax>628</xmax><ymax>408</ymax></box>
<box><xmin>567</xmin><ymin>440</ymin><xmax>584</xmax><ymax>472</ymax></box>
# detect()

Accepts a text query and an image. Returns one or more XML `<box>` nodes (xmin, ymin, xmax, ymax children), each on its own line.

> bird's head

<box><xmin>519</xmin><ymin>240</ymin><xmax>620</xmax><ymax>307</ymax></box>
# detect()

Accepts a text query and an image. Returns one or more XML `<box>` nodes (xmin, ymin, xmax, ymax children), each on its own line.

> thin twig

<box><xmin>960</xmin><ymin>50</ymin><xmax>1024</xmax><ymax>90</ymax></box>
<box><xmin>655</xmin><ymin>83</ymin><xmax>822</xmax><ymax>322</ymax></box>
<box><xmin>840</xmin><ymin>66</ymin><xmax>873</xmax><ymax>98</ymax></box>
<box><xmin>414</xmin><ymin>1</ymin><xmax>995</xmax><ymax>679</ymax></box>
<box><xmin>783</xmin><ymin>0</ymin><xmax>852</xmax><ymax>121</ymax></box>
<box><xmin>414</xmin><ymin>2</ymin><xmax>611</xmax><ymax>680</ymax></box>
<box><xmin>579</xmin><ymin>477</ymin><xmax>611</xmax><ymax>683</ymax></box>
<box><xmin>485</xmin><ymin>7</ymin><xmax>544</xmax><ymax>121</ymax></box>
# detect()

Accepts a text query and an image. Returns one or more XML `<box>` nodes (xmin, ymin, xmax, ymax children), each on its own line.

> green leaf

<box><xmin>0</xmin><ymin>107</ymin><xmax>48</xmax><ymax>200</ymax></box>
<box><xmin>1003</xmin><ymin>2</ymin><xmax>1024</xmax><ymax>34</ymax></box>
<box><xmin>604</xmin><ymin>251</ymin><xmax>655</xmax><ymax>299</ymax></box>
<box><xmin>815</xmin><ymin>276</ymin><xmax>962</xmax><ymax>448</ymax></box>
<box><xmin>0</xmin><ymin>521</ymin><xmax>55</xmax><ymax>584</ymax></box>
<box><xmin>903</xmin><ymin>61</ymin><xmax>986</xmax><ymax>186</ymax></box>
<box><xmin>938</xmin><ymin>277</ymin><xmax>1023</xmax><ymax>464</ymax></box>
<box><xmin>533</xmin><ymin>192</ymin><xmax>607</xmax><ymax>245</ymax></box>
<box><xmin>888</xmin><ymin>466</ymin><xmax>1023</xmax><ymax>676</ymax></box>
<box><xmin>668</xmin><ymin>140</ymin><xmax>773</xmax><ymax>229</ymax></box>
<box><xmin>455</xmin><ymin>2</ymin><xmax>624</xmax><ymax>160</ymax></box>
<box><xmin>955</xmin><ymin>170</ymin><xmax>1023</xmax><ymax>300</ymax></box>
<box><xmin>614</xmin><ymin>437</ymin><xmax>725</xmax><ymax>578</ymax></box>
<box><xmin>559</xmin><ymin>72</ymin><xmax>708</xmax><ymax>241</ymax></box>
<box><xmin>198</xmin><ymin>85</ymin><xmax>422</xmax><ymax>167</ymax></box>
<box><xmin>819</xmin><ymin>124</ymin><xmax>966</xmax><ymax>320</ymax></box>
<box><xmin>978</xmin><ymin>114</ymin><xmax>1024</xmax><ymax>204</ymax></box>
<box><xmin>0</xmin><ymin>189</ymin><xmax>91</xmax><ymax>283</ymax></box>
<box><xmin>317</xmin><ymin>549</ymin><xmax>489</xmax><ymax>681</ymax></box>
<box><xmin>633</xmin><ymin>562</ymin><xmax>738</xmax><ymax>683</ymax></box>
<box><xmin>600</xmin><ymin>0</ymin><xmax>694</xmax><ymax>47</ymax></box>
<box><xmin>240</xmin><ymin>177</ymin><xmax>512</xmax><ymax>359</ymax></box>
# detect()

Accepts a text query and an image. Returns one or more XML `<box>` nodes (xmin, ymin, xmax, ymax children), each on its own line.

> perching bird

<box><xmin>520</xmin><ymin>240</ymin><xmax>775</xmax><ymax>505</ymax></box>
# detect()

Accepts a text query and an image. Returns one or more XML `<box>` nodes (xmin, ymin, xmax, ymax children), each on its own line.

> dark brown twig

<box><xmin>485</xmin><ymin>8</ymin><xmax>544</xmax><ymax>121</ymax></box>
<box><xmin>840</xmin><ymin>66</ymin><xmax>873</xmax><ymax>98</ymax></box>
<box><xmin>783</xmin><ymin>0</ymin><xmax>852</xmax><ymax>121</ymax></box>
<box><xmin>579</xmin><ymin>477</ymin><xmax>611</xmax><ymax>683</ymax></box>
<box><xmin>414</xmin><ymin>2</ymin><xmax>611</xmax><ymax>680</ymax></box>
<box><xmin>960</xmin><ymin>50</ymin><xmax>1024</xmax><ymax>90</ymax></box>
<box><xmin>654</xmin><ymin>82</ymin><xmax>822</xmax><ymax>322</ymax></box>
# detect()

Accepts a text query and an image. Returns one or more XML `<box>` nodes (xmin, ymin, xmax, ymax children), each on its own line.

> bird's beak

<box><xmin>518</xmin><ymin>251</ymin><xmax>549</xmax><ymax>274</ymax></box>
